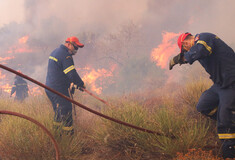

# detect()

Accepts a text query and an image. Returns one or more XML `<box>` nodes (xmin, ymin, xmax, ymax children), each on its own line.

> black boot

<box><xmin>222</xmin><ymin>140</ymin><xmax>235</xmax><ymax>159</ymax></box>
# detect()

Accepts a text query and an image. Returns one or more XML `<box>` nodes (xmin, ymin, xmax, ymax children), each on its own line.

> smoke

<box><xmin>0</xmin><ymin>0</ymin><xmax>234</xmax><ymax>95</ymax></box>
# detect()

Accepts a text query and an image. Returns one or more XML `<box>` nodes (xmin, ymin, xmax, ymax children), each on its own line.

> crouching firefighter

<box><xmin>169</xmin><ymin>32</ymin><xmax>235</xmax><ymax>159</ymax></box>
<box><xmin>45</xmin><ymin>36</ymin><xmax>86</xmax><ymax>136</ymax></box>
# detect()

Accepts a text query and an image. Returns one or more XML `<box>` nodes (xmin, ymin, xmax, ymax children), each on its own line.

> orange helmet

<box><xmin>177</xmin><ymin>32</ymin><xmax>191</xmax><ymax>53</ymax></box>
<box><xmin>65</xmin><ymin>36</ymin><xmax>84</xmax><ymax>48</ymax></box>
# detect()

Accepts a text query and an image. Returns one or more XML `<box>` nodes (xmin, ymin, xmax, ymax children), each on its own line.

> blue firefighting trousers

<box><xmin>196</xmin><ymin>83</ymin><xmax>235</xmax><ymax>158</ymax></box>
<box><xmin>45</xmin><ymin>89</ymin><xmax>74</xmax><ymax>135</ymax></box>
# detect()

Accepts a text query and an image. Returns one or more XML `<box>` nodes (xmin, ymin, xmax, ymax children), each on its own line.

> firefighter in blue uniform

<box><xmin>10</xmin><ymin>75</ymin><xmax>29</xmax><ymax>102</ymax></box>
<box><xmin>45</xmin><ymin>36</ymin><xmax>85</xmax><ymax>136</ymax></box>
<box><xmin>169</xmin><ymin>32</ymin><xmax>235</xmax><ymax>158</ymax></box>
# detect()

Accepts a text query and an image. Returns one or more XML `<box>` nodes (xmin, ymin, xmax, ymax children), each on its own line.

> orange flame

<box><xmin>0</xmin><ymin>56</ymin><xmax>15</xmax><ymax>61</ymax></box>
<box><xmin>0</xmin><ymin>83</ymin><xmax>43</xmax><ymax>96</ymax></box>
<box><xmin>29</xmin><ymin>86</ymin><xmax>43</xmax><ymax>96</ymax></box>
<box><xmin>1</xmin><ymin>83</ymin><xmax>12</xmax><ymax>94</ymax></box>
<box><xmin>151</xmin><ymin>32</ymin><xmax>181</xmax><ymax>69</ymax></box>
<box><xmin>7</xmin><ymin>46</ymin><xmax>33</xmax><ymax>54</ymax></box>
<box><xmin>18</xmin><ymin>36</ymin><xmax>29</xmax><ymax>44</ymax></box>
<box><xmin>7</xmin><ymin>35</ymin><xmax>33</xmax><ymax>54</ymax></box>
<box><xmin>79</xmin><ymin>66</ymin><xmax>115</xmax><ymax>95</ymax></box>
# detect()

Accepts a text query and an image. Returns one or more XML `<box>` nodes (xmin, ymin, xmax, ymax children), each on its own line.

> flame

<box><xmin>0</xmin><ymin>71</ymin><xmax>11</xmax><ymax>94</ymax></box>
<box><xmin>1</xmin><ymin>83</ymin><xmax>12</xmax><ymax>94</ymax></box>
<box><xmin>7</xmin><ymin>46</ymin><xmax>33</xmax><ymax>54</ymax></box>
<box><xmin>0</xmin><ymin>56</ymin><xmax>15</xmax><ymax>62</ymax></box>
<box><xmin>79</xmin><ymin>66</ymin><xmax>115</xmax><ymax>95</ymax></box>
<box><xmin>0</xmin><ymin>83</ymin><xmax>43</xmax><ymax>97</ymax></box>
<box><xmin>7</xmin><ymin>35</ymin><xmax>33</xmax><ymax>54</ymax></box>
<box><xmin>29</xmin><ymin>86</ymin><xmax>43</xmax><ymax>96</ymax></box>
<box><xmin>151</xmin><ymin>31</ymin><xmax>181</xmax><ymax>69</ymax></box>
<box><xmin>18</xmin><ymin>36</ymin><xmax>29</xmax><ymax>44</ymax></box>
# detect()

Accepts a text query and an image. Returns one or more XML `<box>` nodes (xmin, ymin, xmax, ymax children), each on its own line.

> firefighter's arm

<box><xmin>10</xmin><ymin>85</ymin><xmax>16</xmax><ymax>96</ymax></box>
<box><xmin>169</xmin><ymin>53</ymin><xmax>186</xmax><ymax>70</ymax></box>
<box><xmin>184</xmin><ymin>39</ymin><xmax>213</xmax><ymax>64</ymax></box>
<box><xmin>66</xmin><ymin>70</ymin><xmax>84</xmax><ymax>88</ymax></box>
<box><xmin>62</xmin><ymin>56</ymin><xmax>85</xmax><ymax>90</ymax></box>
<box><xmin>78</xmin><ymin>83</ymin><xmax>86</xmax><ymax>92</ymax></box>
<box><xmin>69</xmin><ymin>82</ymin><xmax>86</xmax><ymax>94</ymax></box>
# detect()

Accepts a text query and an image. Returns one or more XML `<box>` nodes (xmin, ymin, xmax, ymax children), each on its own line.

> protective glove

<box><xmin>79</xmin><ymin>84</ymin><xmax>86</xmax><ymax>92</ymax></box>
<box><xmin>169</xmin><ymin>53</ymin><xmax>185</xmax><ymax>70</ymax></box>
<box><xmin>69</xmin><ymin>83</ymin><xmax>76</xmax><ymax>95</ymax></box>
<box><xmin>70</xmin><ymin>86</ymin><xmax>75</xmax><ymax>95</ymax></box>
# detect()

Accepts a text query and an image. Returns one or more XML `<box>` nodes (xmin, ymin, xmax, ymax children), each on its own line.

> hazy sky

<box><xmin>1</xmin><ymin>0</ymin><xmax>234</xmax><ymax>42</ymax></box>
<box><xmin>0</xmin><ymin>0</ymin><xmax>24</xmax><ymax>26</ymax></box>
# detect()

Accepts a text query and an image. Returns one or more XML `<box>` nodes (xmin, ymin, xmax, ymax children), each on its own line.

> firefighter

<box><xmin>45</xmin><ymin>36</ymin><xmax>86</xmax><ymax>136</ymax></box>
<box><xmin>10</xmin><ymin>75</ymin><xmax>29</xmax><ymax>102</ymax></box>
<box><xmin>169</xmin><ymin>32</ymin><xmax>235</xmax><ymax>158</ymax></box>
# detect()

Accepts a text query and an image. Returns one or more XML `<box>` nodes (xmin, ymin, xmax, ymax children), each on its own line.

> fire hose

<box><xmin>83</xmin><ymin>89</ymin><xmax>113</xmax><ymax>107</ymax></box>
<box><xmin>0</xmin><ymin>64</ymin><xmax>174</xmax><ymax>138</ymax></box>
<box><xmin>0</xmin><ymin>110</ymin><xmax>60</xmax><ymax>160</ymax></box>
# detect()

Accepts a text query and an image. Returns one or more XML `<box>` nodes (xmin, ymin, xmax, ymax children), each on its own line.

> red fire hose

<box><xmin>0</xmin><ymin>110</ymin><xmax>60</xmax><ymax>160</ymax></box>
<box><xmin>0</xmin><ymin>64</ymin><xmax>174</xmax><ymax>138</ymax></box>
<box><xmin>83</xmin><ymin>89</ymin><xmax>113</xmax><ymax>107</ymax></box>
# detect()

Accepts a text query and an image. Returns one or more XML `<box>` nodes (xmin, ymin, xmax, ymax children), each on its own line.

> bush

<box><xmin>93</xmin><ymin>99</ymin><xmax>154</xmax><ymax>159</ymax></box>
<box><xmin>148</xmin><ymin>105</ymin><xmax>211</xmax><ymax>157</ymax></box>
<box><xmin>177</xmin><ymin>78</ymin><xmax>212</xmax><ymax>108</ymax></box>
<box><xmin>0</xmin><ymin>96</ymin><xmax>85</xmax><ymax>160</ymax></box>
<box><xmin>93</xmin><ymin>95</ymin><xmax>212</xmax><ymax>158</ymax></box>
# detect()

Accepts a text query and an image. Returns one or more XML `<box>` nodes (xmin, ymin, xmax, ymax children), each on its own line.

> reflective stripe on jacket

<box><xmin>46</xmin><ymin>45</ymin><xmax>84</xmax><ymax>92</ymax></box>
<box><xmin>184</xmin><ymin>32</ymin><xmax>235</xmax><ymax>88</ymax></box>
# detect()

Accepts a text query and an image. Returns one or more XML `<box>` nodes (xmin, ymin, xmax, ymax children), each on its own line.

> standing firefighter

<box><xmin>169</xmin><ymin>32</ymin><xmax>235</xmax><ymax>158</ymax></box>
<box><xmin>45</xmin><ymin>36</ymin><xmax>86</xmax><ymax>136</ymax></box>
<box><xmin>10</xmin><ymin>75</ymin><xmax>29</xmax><ymax>102</ymax></box>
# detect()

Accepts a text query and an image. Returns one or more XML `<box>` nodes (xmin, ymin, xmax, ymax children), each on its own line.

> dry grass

<box><xmin>0</xmin><ymin>78</ymin><xmax>223</xmax><ymax>159</ymax></box>
<box><xmin>174</xmin><ymin>148</ymin><xmax>223</xmax><ymax>160</ymax></box>
<box><xmin>0</xmin><ymin>96</ymin><xmax>85</xmax><ymax>160</ymax></box>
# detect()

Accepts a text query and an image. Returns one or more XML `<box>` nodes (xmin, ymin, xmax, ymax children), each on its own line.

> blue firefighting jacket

<box><xmin>11</xmin><ymin>76</ymin><xmax>28</xmax><ymax>100</ymax></box>
<box><xmin>45</xmin><ymin>45</ymin><xmax>84</xmax><ymax>93</ymax></box>
<box><xmin>184</xmin><ymin>32</ymin><xmax>235</xmax><ymax>88</ymax></box>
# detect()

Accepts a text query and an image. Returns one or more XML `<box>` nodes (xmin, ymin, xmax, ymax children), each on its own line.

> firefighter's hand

<box><xmin>79</xmin><ymin>84</ymin><xmax>86</xmax><ymax>92</ymax></box>
<box><xmin>70</xmin><ymin>87</ymin><xmax>75</xmax><ymax>95</ymax></box>
<box><xmin>69</xmin><ymin>83</ymin><xmax>76</xmax><ymax>95</ymax></box>
<box><xmin>169</xmin><ymin>53</ymin><xmax>185</xmax><ymax>70</ymax></box>
<box><xmin>169</xmin><ymin>58</ymin><xmax>177</xmax><ymax>70</ymax></box>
